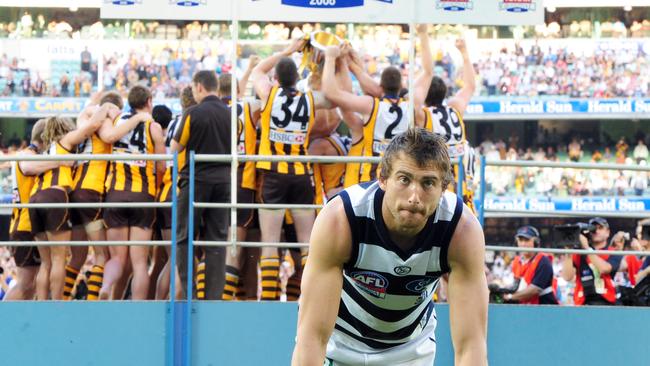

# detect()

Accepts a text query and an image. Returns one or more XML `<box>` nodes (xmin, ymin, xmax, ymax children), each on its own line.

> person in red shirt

<box><xmin>562</xmin><ymin>217</ymin><xmax>622</xmax><ymax>306</ymax></box>
<box><xmin>503</xmin><ymin>226</ymin><xmax>558</xmax><ymax>305</ymax></box>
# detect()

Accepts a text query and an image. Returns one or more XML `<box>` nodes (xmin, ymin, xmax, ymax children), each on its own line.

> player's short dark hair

<box><xmin>100</xmin><ymin>91</ymin><xmax>124</xmax><ymax>110</ymax></box>
<box><xmin>425</xmin><ymin>76</ymin><xmax>447</xmax><ymax>107</ymax></box>
<box><xmin>380</xmin><ymin>66</ymin><xmax>402</xmax><ymax>96</ymax></box>
<box><xmin>218</xmin><ymin>73</ymin><xmax>233</xmax><ymax>97</ymax></box>
<box><xmin>152</xmin><ymin>105</ymin><xmax>173</xmax><ymax>129</ymax></box>
<box><xmin>180</xmin><ymin>86</ymin><xmax>197</xmax><ymax>110</ymax></box>
<box><xmin>127</xmin><ymin>85</ymin><xmax>152</xmax><ymax>110</ymax></box>
<box><xmin>380</xmin><ymin>128</ymin><xmax>452</xmax><ymax>190</ymax></box>
<box><xmin>193</xmin><ymin>70</ymin><xmax>219</xmax><ymax>92</ymax></box>
<box><xmin>275</xmin><ymin>57</ymin><xmax>298</xmax><ymax>88</ymax></box>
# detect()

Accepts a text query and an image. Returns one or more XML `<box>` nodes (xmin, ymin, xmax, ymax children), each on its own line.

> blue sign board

<box><xmin>477</xmin><ymin>196</ymin><xmax>650</xmax><ymax>212</ymax></box>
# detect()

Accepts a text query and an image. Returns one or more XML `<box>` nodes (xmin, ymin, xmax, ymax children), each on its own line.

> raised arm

<box><xmin>448</xmin><ymin>38</ymin><xmax>476</xmax><ymax>117</ymax></box>
<box><xmin>447</xmin><ymin>207</ymin><xmax>488</xmax><ymax>366</ymax></box>
<box><xmin>292</xmin><ymin>197</ymin><xmax>351</xmax><ymax>366</ymax></box>
<box><xmin>252</xmin><ymin>38</ymin><xmax>306</xmax><ymax>105</ymax></box>
<box><xmin>413</xmin><ymin>24</ymin><xmax>434</xmax><ymax>109</ymax></box>
<box><xmin>322</xmin><ymin>46</ymin><xmax>374</xmax><ymax>116</ymax></box>
<box><xmin>347</xmin><ymin>48</ymin><xmax>383</xmax><ymax>98</ymax></box>
<box><xmin>238</xmin><ymin>55</ymin><xmax>260</xmax><ymax>98</ymax></box>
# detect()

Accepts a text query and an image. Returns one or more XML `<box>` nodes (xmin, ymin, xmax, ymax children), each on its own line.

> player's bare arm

<box><xmin>322</xmin><ymin>46</ymin><xmax>374</xmax><ymax>116</ymax></box>
<box><xmin>447</xmin><ymin>206</ymin><xmax>489</xmax><ymax>366</ymax></box>
<box><xmin>291</xmin><ymin>196</ymin><xmax>352</xmax><ymax>366</ymax></box>
<box><xmin>447</xmin><ymin>38</ymin><xmax>476</xmax><ymax>117</ymax></box>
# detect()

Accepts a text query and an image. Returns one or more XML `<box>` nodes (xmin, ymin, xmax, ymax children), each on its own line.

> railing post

<box><xmin>479</xmin><ymin>154</ymin><xmax>486</xmax><ymax>227</ymax></box>
<box><xmin>456</xmin><ymin>156</ymin><xmax>464</xmax><ymax>201</ymax></box>
<box><xmin>169</xmin><ymin>152</ymin><xmax>180</xmax><ymax>366</ymax></box>
<box><xmin>185</xmin><ymin>151</ymin><xmax>196</xmax><ymax>366</ymax></box>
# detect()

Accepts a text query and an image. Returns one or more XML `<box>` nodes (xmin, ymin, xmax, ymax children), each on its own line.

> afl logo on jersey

<box><xmin>393</xmin><ymin>265</ymin><xmax>411</xmax><ymax>276</ymax></box>
<box><xmin>406</xmin><ymin>277</ymin><xmax>437</xmax><ymax>293</ymax></box>
<box><xmin>350</xmin><ymin>271</ymin><xmax>388</xmax><ymax>298</ymax></box>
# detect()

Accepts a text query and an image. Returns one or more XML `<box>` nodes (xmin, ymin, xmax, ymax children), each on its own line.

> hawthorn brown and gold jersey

<box><xmin>257</xmin><ymin>86</ymin><xmax>315</xmax><ymax>175</ymax></box>
<box><xmin>106</xmin><ymin>113</ymin><xmax>156</xmax><ymax>197</ymax></box>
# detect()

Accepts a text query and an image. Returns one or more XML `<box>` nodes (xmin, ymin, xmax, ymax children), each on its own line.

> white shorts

<box><xmin>324</xmin><ymin>315</ymin><xmax>437</xmax><ymax>366</ymax></box>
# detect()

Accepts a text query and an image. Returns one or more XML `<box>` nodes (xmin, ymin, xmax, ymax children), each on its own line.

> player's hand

<box><xmin>455</xmin><ymin>38</ymin><xmax>467</xmax><ymax>53</ymax></box>
<box><xmin>325</xmin><ymin>45</ymin><xmax>341</xmax><ymax>59</ymax></box>
<box><xmin>284</xmin><ymin>38</ymin><xmax>307</xmax><ymax>56</ymax></box>
<box><xmin>340</xmin><ymin>42</ymin><xmax>352</xmax><ymax>56</ymax></box>
<box><xmin>579</xmin><ymin>234</ymin><xmax>590</xmax><ymax>250</ymax></box>
<box><xmin>415</xmin><ymin>24</ymin><xmax>428</xmax><ymax>34</ymax></box>
<box><xmin>247</xmin><ymin>55</ymin><xmax>260</xmax><ymax>70</ymax></box>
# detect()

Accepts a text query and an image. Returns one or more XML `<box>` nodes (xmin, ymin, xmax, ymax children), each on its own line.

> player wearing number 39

<box><xmin>251</xmin><ymin>38</ymin><xmax>333</xmax><ymax>301</ymax></box>
<box><xmin>292</xmin><ymin>128</ymin><xmax>488</xmax><ymax>366</ymax></box>
<box><xmin>99</xmin><ymin>85</ymin><xmax>166</xmax><ymax>300</ymax></box>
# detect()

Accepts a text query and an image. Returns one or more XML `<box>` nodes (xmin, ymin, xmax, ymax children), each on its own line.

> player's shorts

<box><xmin>257</xmin><ymin>170</ymin><xmax>314</xmax><ymax>205</ymax></box>
<box><xmin>104</xmin><ymin>191</ymin><xmax>155</xmax><ymax>229</ymax></box>
<box><xmin>69</xmin><ymin>188</ymin><xmax>103</xmax><ymax>227</ymax></box>
<box><xmin>237</xmin><ymin>187</ymin><xmax>257</xmax><ymax>229</ymax></box>
<box><xmin>29</xmin><ymin>188</ymin><xmax>70</xmax><ymax>234</ymax></box>
<box><xmin>157</xmin><ymin>190</ymin><xmax>173</xmax><ymax>231</ymax></box>
<box><xmin>325</xmin><ymin>313</ymin><xmax>437</xmax><ymax>366</ymax></box>
<box><xmin>9</xmin><ymin>231</ymin><xmax>40</xmax><ymax>267</ymax></box>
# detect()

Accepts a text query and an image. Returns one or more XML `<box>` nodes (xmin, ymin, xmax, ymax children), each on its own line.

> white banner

<box><xmin>101</xmin><ymin>0</ymin><xmax>543</xmax><ymax>25</ymax></box>
<box><xmin>100</xmin><ymin>0</ymin><xmax>233</xmax><ymax>21</ymax></box>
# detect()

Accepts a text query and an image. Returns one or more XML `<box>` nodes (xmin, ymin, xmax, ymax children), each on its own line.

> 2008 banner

<box><xmin>101</xmin><ymin>0</ymin><xmax>543</xmax><ymax>25</ymax></box>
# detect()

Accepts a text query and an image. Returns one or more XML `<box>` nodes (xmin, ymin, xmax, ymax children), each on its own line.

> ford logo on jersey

<box><xmin>406</xmin><ymin>277</ymin><xmax>437</xmax><ymax>293</ymax></box>
<box><xmin>281</xmin><ymin>0</ymin><xmax>392</xmax><ymax>9</ymax></box>
<box><xmin>393</xmin><ymin>265</ymin><xmax>412</xmax><ymax>276</ymax></box>
<box><xmin>350</xmin><ymin>271</ymin><xmax>388</xmax><ymax>298</ymax></box>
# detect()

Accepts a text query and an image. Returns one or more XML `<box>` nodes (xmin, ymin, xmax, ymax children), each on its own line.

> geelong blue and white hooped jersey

<box><xmin>334</xmin><ymin>181</ymin><xmax>463</xmax><ymax>350</ymax></box>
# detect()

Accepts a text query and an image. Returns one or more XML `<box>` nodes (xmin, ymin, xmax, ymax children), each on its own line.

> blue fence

<box><xmin>1</xmin><ymin>301</ymin><xmax>649</xmax><ymax>366</ymax></box>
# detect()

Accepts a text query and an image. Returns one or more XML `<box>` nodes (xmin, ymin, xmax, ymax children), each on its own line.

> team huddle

<box><xmin>5</xmin><ymin>25</ymin><xmax>477</xmax><ymax>305</ymax></box>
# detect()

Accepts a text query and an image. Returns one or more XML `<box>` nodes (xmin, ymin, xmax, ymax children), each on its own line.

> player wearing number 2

<box><xmin>422</xmin><ymin>38</ymin><xmax>477</xmax><ymax>212</ymax></box>
<box><xmin>252</xmin><ymin>38</ymin><xmax>332</xmax><ymax>301</ymax></box>
<box><xmin>99</xmin><ymin>85</ymin><xmax>166</xmax><ymax>299</ymax></box>
<box><xmin>323</xmin><ymin>25</ymin><xmax>433</xmax><ymax>186</ymax></box>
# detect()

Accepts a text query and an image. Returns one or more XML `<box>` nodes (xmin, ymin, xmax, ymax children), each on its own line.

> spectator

<box><xmin>568</xmin><ymin>138</ymin><xmax>582</xmax><ymax>162</ymax></box>
<box><xmin>80</xmin><ymin>47</ymin><xmax>92</xmax><ymax>73</ymax></box>
<box><xmin>615</xmin><ymin>137</ymin><xmax>629</xmax><ymax>164</ymax></box>
<box><xmin>561</xmin><ymin>217</ymin><xmax>621</xmax><ymax>306</ymax></box>
<box><xmin>633</xmin><ymin>139</ymin><xmax>649</xmax><ymax>164</ymax></box>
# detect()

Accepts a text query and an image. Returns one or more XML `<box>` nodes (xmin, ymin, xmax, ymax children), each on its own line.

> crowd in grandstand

<box><xmin>0</xmin><ymin>20</ymin><xmax>647</xmax><ymax>308</ymax></box>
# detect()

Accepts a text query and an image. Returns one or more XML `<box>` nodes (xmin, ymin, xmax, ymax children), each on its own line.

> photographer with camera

<box><xmin>561</xmin><ymin>217</ymin><xmax>621</xmax><ymax>306</ymax></box>
<box><xmin>500</xmin><ymin>226</ymin><xmax>558</xmax><ymax>305</ymax></box>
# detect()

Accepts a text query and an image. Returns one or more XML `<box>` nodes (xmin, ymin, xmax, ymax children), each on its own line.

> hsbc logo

<box><xmin>350</xmin><ymin>271</ymin><xmax>388</xmax><ymax>298</ymax></box>
<box><xmin>171</xmin><ymin>0</ymin><xmax>207</xmax><ymax>6</ymax></box>
<box><xmin>106</xmin><ymin>0</ymin><xmax>141</xmax><ymax>5</ymax></box>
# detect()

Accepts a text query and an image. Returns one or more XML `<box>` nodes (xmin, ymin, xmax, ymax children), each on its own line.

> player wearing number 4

<box><xmin>251</xmin><ymin>38</ymin><xmax>332</xmax><ymax>301</ymax></box>
<box><xmin>323</xmin><ymin>25</ymin><xmax>433</xmax><ymax>186</ymax></box>
<box><xmin>99</xmin><ymin>85</ymin><xmax>166</xmax><ymax>300</ymax></box>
